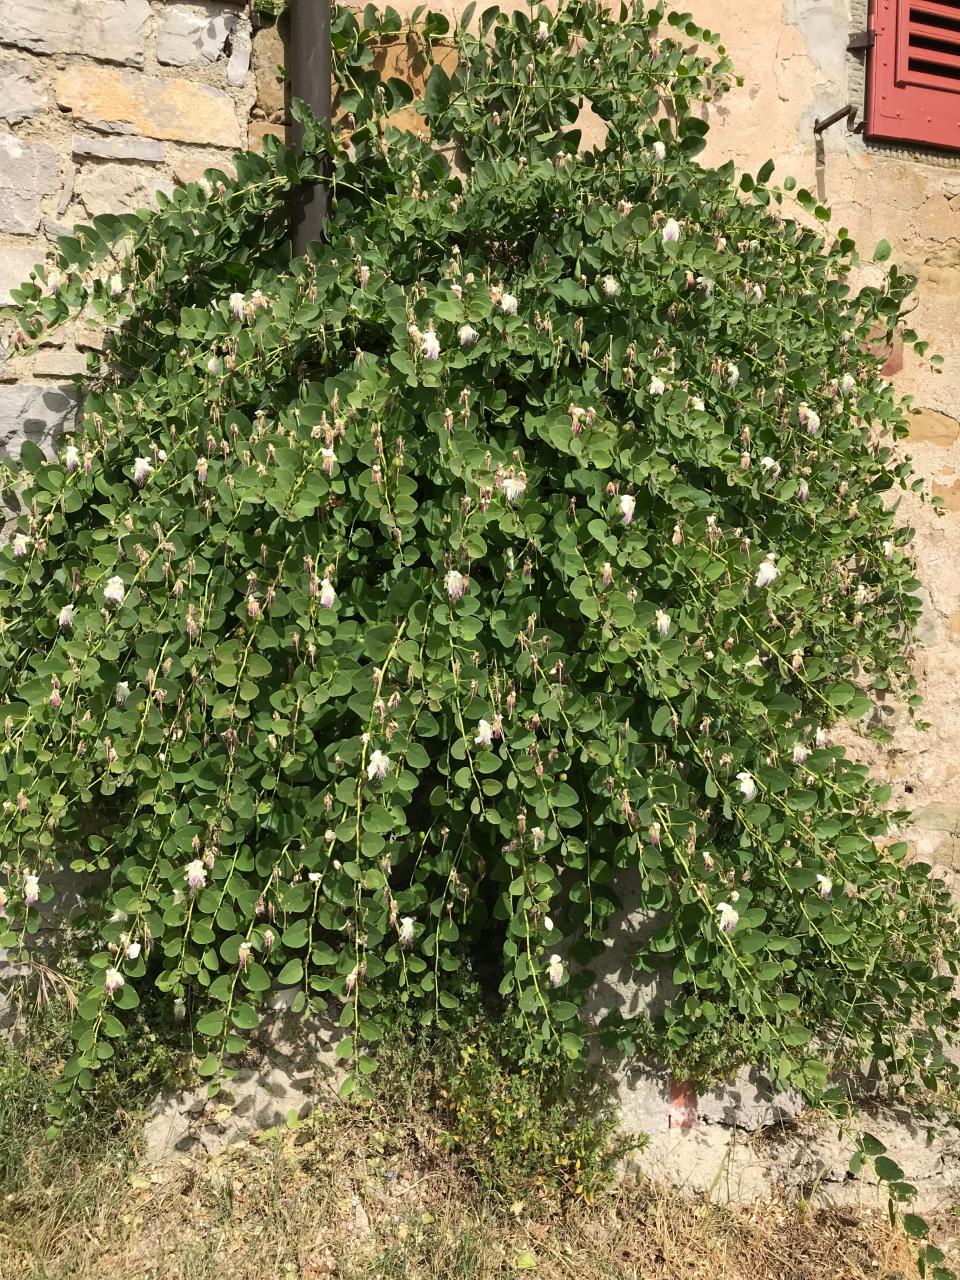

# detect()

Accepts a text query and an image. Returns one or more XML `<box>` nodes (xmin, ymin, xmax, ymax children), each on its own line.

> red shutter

<box><xmin>866</xmin><ymin>0</ymin><xmax>960</xmax><ymax>149</ymax></box>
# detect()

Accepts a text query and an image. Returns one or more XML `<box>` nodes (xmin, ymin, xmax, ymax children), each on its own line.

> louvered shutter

<box><xmin>866</xmin><ymin>0</ymin><xmax>960</xmax><ymax>149</ymax></box>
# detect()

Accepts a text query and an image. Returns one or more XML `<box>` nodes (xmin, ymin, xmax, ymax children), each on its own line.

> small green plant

<box><xmin>1</xmin><ymin>0</ymin><xmax>958</xmax><ymax>1127</ymax></box>
<box><xmin>410</xmin><ymin>993</ymin><xmax>627</xmax><ymax>1204</ymax></box>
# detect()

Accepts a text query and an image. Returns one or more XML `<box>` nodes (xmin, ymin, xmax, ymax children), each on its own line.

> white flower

<box><xmin>185</xmin><ymin>859</ymin><xmax>207</xmax><ymax>892</ymax></box>
<box><xmin>840</xmin><ymin>373</ymin><xmax>855</xmax><ymax>394</ymax></box>
<box><xmin>547</xmin><ymin>954</ymin><xmax>564</xmax><ymax>986</ymax></box>
<box><xmin>792</xmin><ymin>742</ymin><xmax>809</xmax><ymax>765</ymax></box>
<box><xmin>649</xmin><ymin>375</ymin><xmax>666</xmax><ymax>397</ymax></box>
<box><xmin>229</xmin><ymin>292</ymin><xmax>246</xmax><ymax>320</ymax></box>
<box><xmin>133</xmin><ymin>457</ymin><xmax>153</xmax><ymax>486</ymax></box>
<box><xmin>206</xmin><ymin>354</ymin><xmax>222</xmax><ymax>376</ymax></box>
<box><xmin>358</xmin><ymin>264</ymin><xmax>370</xmax><ymax>288</ymax></box>
<box><xmin>319</xmin><ymin>579</ymin><xmax>337</xmax><ymax>609</ymax></box>
<box><xmin>760</xmin><ymin>457</ymin><xmax>781</xmax><ymax>482</ymax></box>
<box><xmin>23</xmin><ymin>872</ymin><xmax>39</xmax><ymax>906</ymax></box>
<box><xmin>115</xmin><ymin>681</ymin><xmax>130</xmax><ymax>707</ymax></box>
<box><xmin>125</xmin><ymin>940</ymin><xmax>141</xmax><ymax>960</ymax></box>
<box><xmin>716</xmin><ymin>901</ymin><xmax>739</xmax><ymax>933</ymax></box>
<box><xmin>445</xmin><ymin>569</ymin><xmax>467</xmax><ymax>601</ymax></box>
<box><xmin>238</xmin><ymin>941</ymin><xmax>252</xmax><ymax>969</ymax></box>
<box><xmin>754</xmin><ymin>554</ymin><xmax>778</xmax><ymax>589</ymax></box>
<box><xmin>531</xmin><ymin>826</ymin><xmax>545</xmax><ymax>849</ymax></box>
<box><xmin>502</xmin><ymin>475</ymin><xmax>527</xmax><ymax>504</ymax></box>
<box><xmin>64</xmin><ymin>445</ymin><xmax>80</xmax><ymax>473</ymax></box>
<box><xmin>420</xmin><ymin>326</ymin><xmax>441</xmax><ymax>360</ymax></box>
<box><xmin>104</xmin><ymin>967</ymin><xmax>124</xmax><ymax>994</ymax></box>
<box><xmin>661</xmin><ymin>218</ymin><xmax>681</xmax><ymax>243</ymax></box>
<box><xmin>655</xmin><ymin>609</ymin><xmax>671</xmax><ymax>638</ymax></box>
<box><xmin>103</xmin><ymin>576</ymin><xmax>126</xmax><ymax>606</ymax></box>
<box><xmin>544</xmin><ymin>916</ymin><xmax>555</xmax><ymax>932</ymax></box>
<box><xmin>308</xmin><ymin>871</ymin><xmax>321</xmax><ymax>882</ymax></box>
<box><xmin>12</xmin><ymin>534</ymin><xmax>28</xmax><ymax>558</ymax></box>
<box><xmin>367</xmin><ymin>749</ymin><xmax>390</xmax><ymax>781</ymax></box>
<box><xmin>500</xmin><ymin>292</ymin><xmax>518</xmax><ymax>315</ymax></box>
<box><xmin>399</xmin><ymin>916</ymin><xmax>415</xmax><ymax>946</ymax></box>
<box><xmin>816</xmin><ymin>873</ymin><xmax>833</xmax><ymax>899</ymax></box>
<box><xmin>805</xmin><ymin>410</ymin><xmax>821</xmax><ymax>436</ymax></box>
<box><xmin>620</xmin><ymin>494</ymin><xmax>636</xmax><ymax>525</ymax></box>
<box><xmin>601</xmin><ymin>275</ymin><xmax>620</xmax><ymax>298</ymax></box>
<box><xmin>535</xmin><ymin>19</ymin><xmax>550</xmax><ymax>43</ymax></box>
<box><xmin>797</xmin><ymin>479</ymin><xmax>809</xmax><ymax>503</ymax></box>
<box><xmin>736</xmin><ymin>771</ymin><xmax>757</xmax><ymax>802</ymax></box>
<box><xmin>815</xmin><ymin>727</ymin><xmax>828</xmax><ymax>748</ymax></box>
<box><xmin>345</xmin><ymin>965</ymin><xmax>359</xmax><ymax>992</ymax></box>
<box><xmin>689</xmin><ymin>395</ymin><xmax>705</xmax><ymax>412</ymax></box>
<box><xmin>474</xmin><ymin>719</ymin><xmax>494</xmax><ymax>747</ymax></box>
<box><xmin>725</xmin><ymin>362</ymin><xmax>740</xmax><ymax>389</ymax></box>
<box><xmin>652</xmin><ymin>139</ymin><xmax>666</xmax><ymax>161</ymax></box>
<box><xmin>883</xmin><ymin>539</ymin><xmax>895</xmax><ymax>561</ymax></box>
<box><xmin>459</xmin><ymin>323</ymin><xmax>479</xmax><ymax>348</ymax></box>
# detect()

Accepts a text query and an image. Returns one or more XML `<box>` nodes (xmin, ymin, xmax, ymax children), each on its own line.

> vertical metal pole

<box><xmin>289</xmin><ymin>0</ymin><xmax>332</xmax><ymax>254</ymax></box>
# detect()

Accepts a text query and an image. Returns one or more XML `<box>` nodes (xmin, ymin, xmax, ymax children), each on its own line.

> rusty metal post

<box><xmin>289</xmin><ymin>0</ymin><xmax>332</xmax><ymax>253</ymax></box>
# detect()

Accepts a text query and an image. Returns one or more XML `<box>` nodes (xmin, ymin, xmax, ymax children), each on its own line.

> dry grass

<box><xmin>0</xmin><ymin>1104</ymin><xmax>946</xmax><ymax>1280</ymax></box>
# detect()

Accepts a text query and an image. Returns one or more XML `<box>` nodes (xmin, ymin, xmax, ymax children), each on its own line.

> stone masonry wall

<box><xmin>0</xmin><ymin>0</ymin><xmax>286</xmax><ymax>417</ymax></box>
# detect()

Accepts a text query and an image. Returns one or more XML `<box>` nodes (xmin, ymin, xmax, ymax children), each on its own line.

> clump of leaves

<box><xmin>428</xmin><ymin>1006</ymin><xmax>626</xmax><ymax>1204</ymax></box>
<box><xmin>2</xmin><ymin>0</ymin><xmax>958</xmax><ymax>1109</ymax></box>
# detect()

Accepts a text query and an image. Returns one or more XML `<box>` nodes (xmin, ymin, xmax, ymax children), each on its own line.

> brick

<box><xmin>0</xmin><ymin>0</ymin><xmax>150</xmax><ymax>67</ymax></box>
<box><xmin>76</xmin><ymin>163</ymin><xmax>175</xmax><ymax>218</ymax></box>
<box><xmin>0</xmin><ymin>56</ymin><xmax>47</xmax><ymax>125</ymax></box>
<box><xmin>0</xmin><ymin>384</ymin><xmax>79</xmax><ymax>459</ymax></box>
<box><xmin>157</xmin><ymin>2</ymin><xmax>237</xmax><ymax>67</ymax></box>
<box><xmin>72</xmin><ymin>134</ymin><xmax>164</xmax><ymax>163</ymax></box>
<box><xmin>0</xmin><ymin>241</ymin><xmax>43</xmax><ymax>305</ymax></box>
<box><xmin>909</xmin><ymin>408</ymin><xmax>960</xmax><ymax>448</ymax></box>
<box><xmin>55</xmin><ymin>66</ymin><xmax>241</xmax><ymax>148</ymax></box>
<box><xmin>0</xmin><ymin>133</ymin><xmax>60</xmax><ymax>236</ymax></box>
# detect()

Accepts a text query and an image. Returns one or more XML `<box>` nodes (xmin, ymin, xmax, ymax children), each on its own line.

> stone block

<box><xmin>76</xmin><ymin>163</ymin><xmax>176</xmax><ymax>218</ymax></box>
<box><xmin>156</xmin><ymin>2</ymin><xmax>237</xmax><ymax>67</ymax></box>
<box><xmin>32</xmin><ymin>348</ymin><xmax>88</xmax><ymax>379</ymax></box>
<box><xmin>0</xmin><ymin>133</ymin><xmax>60</xmax><ymax>236</ymax></box>
<box><xmin>55</xmin><ymin>66</ymin><xmax>241</xmax><ymax>148</ymax></box>
<box><xmin>0</xmin><ymin>384</ymin><xmax>79</xmax><ymax>459</ymax></box>
<box><xmin>72</xmin><ymin>134</ymin><xmax>164</xmax><ymax>163</ymax></box>
<box><xmin>0</xmin><ymin>242</ymin><xmax>43</xmax><ymax>305</ymax></box>
<box><xmin>933</xmin><ymin>479</ymin><xmax>960</xmax><ymax>512</ymax></box>
<box><xmin>909</xmin><ymin>408</ymin><xmax>960</xmax><ymax>447</ymax></box>
<box><xmin>697</xmin><ymin>1066</ymin><xmax>803</xmax><ymax>1131</ymax></box>
<box><xmin>248</xmin><ymin>120</ymin><xmax>287</xmax><ymax>152</ymax></box>
<box><xmin>0</xmin><ymin>0</ymin><xmax>150</xmax><ymax>67</ymax></box>
<box><xmin>142</xmin><ymin>1002</ymin><xmax>343</xmax><ymax>1169</ymax></box>
<box><xmin>251</xmin><ymin>21</ymin><xmax>287</xmax><ymax>119</ymax></box>
<box><xmin>227</xmin><ymin>17</ymin><xmax>252</xmax><ymax>87</ymax></box>
<box><xmin>0</xmin><ymin>57</ymin><xmax>47</xmax><ymax>125</ymax></box>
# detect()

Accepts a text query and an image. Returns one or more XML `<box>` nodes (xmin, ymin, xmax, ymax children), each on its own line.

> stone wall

<box><xmin>680</xmin><ymin>0</ymin><xmax>960</xmax><ymax>903</ymax></box>
<box><xmin>0</xmin><ymin>0</ymin><xmax>285</xmax><ymax>430</ymax></box>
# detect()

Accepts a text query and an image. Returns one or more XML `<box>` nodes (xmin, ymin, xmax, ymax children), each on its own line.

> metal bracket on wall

<box><xmin>847</xmin><ymin>29</ymin><xmax>876</xmax><ymax>52</ymax></box>
<box><xmin>813</xmin><ymin>105</ymin><xmax>864</xmax><ymax>202</ymax></box>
